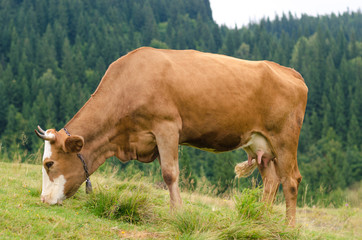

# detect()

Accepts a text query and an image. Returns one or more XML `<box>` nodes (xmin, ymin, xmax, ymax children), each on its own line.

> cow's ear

<box><xmin>64</xmin><ymin>135</ymin><xmax>84</xmax><ymax>153</ymax></box>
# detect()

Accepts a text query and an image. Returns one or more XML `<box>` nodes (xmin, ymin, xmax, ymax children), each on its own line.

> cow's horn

<box><xmin>37</xmin><ymin>125</ymin><xmax>46</xmax><ymax>134</ymax></box>
<box><xmin>34</xmin><ymin>126</ymin><xmax>55</xmax><ymax>141</ymax></box>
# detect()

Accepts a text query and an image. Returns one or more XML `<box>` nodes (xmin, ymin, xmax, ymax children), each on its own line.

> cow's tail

<box><xmin>235</xmin><ymin>159</ymin><xmax>257</xmax><ymax>178</ymax></box>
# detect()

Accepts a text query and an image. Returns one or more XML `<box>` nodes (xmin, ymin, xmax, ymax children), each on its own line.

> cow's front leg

<box><xmin>161</xmin><ymin>160</ymin><xmax>182</xmax><ymax>208</ymax></box>
<box><xmin>154</xmin><ymin>121</ymin><xmax>182</xmax><ymax>208</ymax></box>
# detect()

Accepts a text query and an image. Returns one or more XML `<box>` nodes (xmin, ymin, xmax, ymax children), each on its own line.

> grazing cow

<box><xmin>35</xmin><ymin>47</ymin><xmax>307</xmax><ymax>226</ymax></box>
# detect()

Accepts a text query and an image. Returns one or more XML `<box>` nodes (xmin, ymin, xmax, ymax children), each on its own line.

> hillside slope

<box><xmin>0</xmin><ymin>161</ymin><xmax>360</xmax><ymax>239</ymax></box>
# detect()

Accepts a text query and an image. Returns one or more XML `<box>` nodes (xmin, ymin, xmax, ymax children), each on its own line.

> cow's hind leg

<box><xmin>154</xmin><ymin>122</ymin><xmax>182</xmax><ymax>208</ymax></box>
<box><xmin>279</xmin><ymin>155</ymin><xmax>302</xmax><ymax>226</ymax></box>
<box><xmin>272</xmin><ymin>141</ymin><xmax>302</xmax><ymax>226</ymax></box>
<box><xmin>257</xmin><ymin>160</ymin><xmax>280</xmax><ymax>204</ymax></box>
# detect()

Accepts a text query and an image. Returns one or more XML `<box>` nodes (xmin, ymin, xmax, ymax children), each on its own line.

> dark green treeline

<box><xmin>0</xmin><ymin>0</ymin><xmax>361</xmax><ymax>205</ymax></box>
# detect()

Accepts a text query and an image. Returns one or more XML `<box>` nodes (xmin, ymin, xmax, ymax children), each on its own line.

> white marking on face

<box><xmin>41</xmin><ymin>131</ymin><xmax>66</xmax><ymax>204</ymax></box>
<box><xmin>43</xmin><ymin>137</ymin><xmax>52</xmax><ymax>160</ymax></box>
<box><xmin>41</xmin><ymin>174</ymin><xmax>66</xmax><ymax>204</ymax></box>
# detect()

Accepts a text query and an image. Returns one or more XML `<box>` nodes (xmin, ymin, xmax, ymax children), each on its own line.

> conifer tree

<box><xmin>347</xmin><ymin>114</ymin><xmax>360</xmax><ymax>147</ymax></box>
<box><xmin>0</xmin><ymin>76</ymin><xmax>8</xmax><ymax>135</ymax></box>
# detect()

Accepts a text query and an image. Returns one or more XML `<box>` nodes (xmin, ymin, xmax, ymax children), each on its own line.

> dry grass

<box><xmin>297</xmin><ymin>206</ymin><xmax>361</xmax><ymax>239</ymax></box>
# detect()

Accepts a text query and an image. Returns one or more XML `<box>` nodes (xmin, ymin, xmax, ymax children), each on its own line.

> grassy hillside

<box><xmin>0</xmin><ymin>161</ymin><xmax>360</xmax><ymax>239</ymax></box>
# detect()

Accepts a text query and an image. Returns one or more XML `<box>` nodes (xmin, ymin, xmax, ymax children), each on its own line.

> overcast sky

<box><xmin>209</xmin><ymin>0</ymin><xmax>361</xmax><ymax>27</ymax></box>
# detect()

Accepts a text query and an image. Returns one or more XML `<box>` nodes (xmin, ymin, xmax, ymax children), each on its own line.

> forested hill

<box><xmin>0</xmin><ymin>0</ymin><xmax>361</xmax><ymax>205</ymax></box>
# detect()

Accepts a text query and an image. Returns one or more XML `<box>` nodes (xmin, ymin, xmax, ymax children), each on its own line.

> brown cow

<box><xmin>35</xmin><ymin>47</ymin><xmax>307</xmax><ymax>226</ymax></box>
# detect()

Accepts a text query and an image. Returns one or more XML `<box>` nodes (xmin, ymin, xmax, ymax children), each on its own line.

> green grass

<box><xmin>0</xmin><ymin>161</ymin><xmax>361</xmax><ymax>239</ymax></box>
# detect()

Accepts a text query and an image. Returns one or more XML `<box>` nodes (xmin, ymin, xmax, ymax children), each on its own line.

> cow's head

<box><xmin>35</xmin><ymin>126</ymin><xmax>85</xmax><ymax>205</ymax></box>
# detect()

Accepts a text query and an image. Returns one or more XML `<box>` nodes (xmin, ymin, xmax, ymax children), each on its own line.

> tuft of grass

<box><xmin>219</xmin><ymin>187</ymin><xmax>300</xmax><ymax>239</ymax></box>
<box><xmin>219</xmin><ymin>219</ymin><xmax>269</xmax><ymax>239</ymax></box>
<box><xmin>234</xmin><ymin>187</ymin><xmax>266</xmax><ymax>220</ymax></box>
<box><xmin>167</xmin><ymin>205</ymin><xmax>219</xmax><ymax>236</ymax></box>
<box><xmin>85</xmin><ymin>180</ymin><xmax>164</xmax><ymax>224</ymax></box>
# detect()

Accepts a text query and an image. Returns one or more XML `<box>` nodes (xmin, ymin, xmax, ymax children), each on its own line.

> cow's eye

<box><xmin>45</xmin><ymin>161</ymin><xmax>54</xmax><ymax>169</ymax></box>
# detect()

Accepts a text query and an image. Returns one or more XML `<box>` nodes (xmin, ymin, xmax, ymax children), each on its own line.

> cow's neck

<box><xmin>64</xmin><ymin>96</ymin><xmax>118</xmax><ymax>174</ymax></box>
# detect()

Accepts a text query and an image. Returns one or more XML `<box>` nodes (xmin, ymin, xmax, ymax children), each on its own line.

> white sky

<box><xmin>209</xmin><ymin>0</ymin><xmax>361</xmax><ymax>27</ymax></box>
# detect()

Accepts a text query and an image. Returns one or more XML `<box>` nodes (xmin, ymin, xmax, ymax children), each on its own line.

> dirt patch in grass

<box><xmin>113</xmin><ymin>228</ymin><xmax>165</xmax><ymax>239</ymax></box>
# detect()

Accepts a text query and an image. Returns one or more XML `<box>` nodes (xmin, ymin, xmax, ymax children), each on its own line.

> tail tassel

<box><xmin>235</xmin><ymin>158</ymin><xmax>257</xmax><ymax>178</ymax></box>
